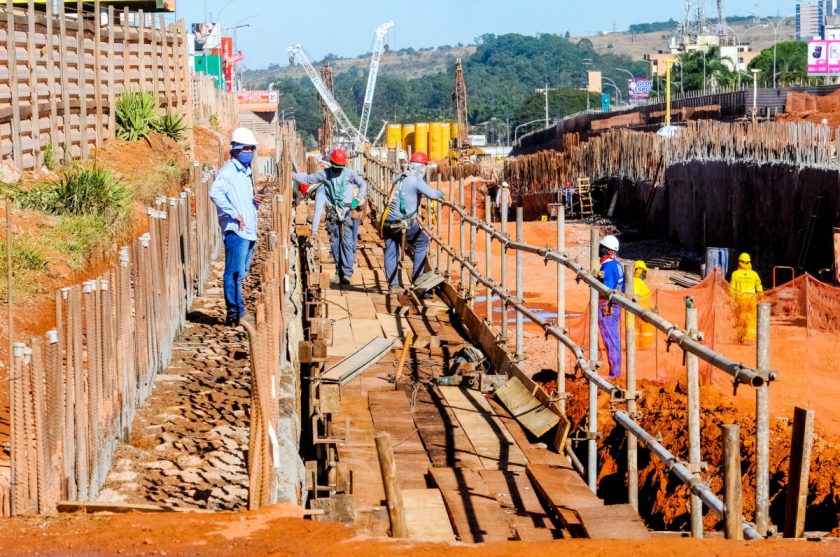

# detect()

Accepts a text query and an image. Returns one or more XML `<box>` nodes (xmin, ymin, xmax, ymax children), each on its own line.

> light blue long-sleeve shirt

<box><xmin>209</xmin><ymin>158</ymin><xmax>258</xmax><ymax>241</ymax></box>
<box><xmin>293</xmin><ymin>168</ymin><xmax>367</xmax><ymax>234</ymax></box>
<box><xmin>386</xmin><ymin>171</ymin><xmax>443</xmax><ymax>222</ymax></box>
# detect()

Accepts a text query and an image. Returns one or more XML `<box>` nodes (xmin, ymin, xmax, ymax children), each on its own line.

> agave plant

<box><xmin>115</xmin><ymin>91</ymin><xmax>157</xmax><ymax>141</ymax></box>
<box><xmin>152</xmin><ymin>111</ymin><xmax>187</xmax><ymax>141</ymax></box>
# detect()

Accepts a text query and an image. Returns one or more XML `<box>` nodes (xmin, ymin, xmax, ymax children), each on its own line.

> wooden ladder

<box><xmin>577</xmin><ymin>178</ymin><xmax>593</xmax><ymax>218</ymax></box>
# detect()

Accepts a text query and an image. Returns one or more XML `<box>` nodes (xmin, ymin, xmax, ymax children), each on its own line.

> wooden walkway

<box><xmin>315</xmin><ymin>217</ymin><xmax>650</xmax><ymax>543</ymax></box>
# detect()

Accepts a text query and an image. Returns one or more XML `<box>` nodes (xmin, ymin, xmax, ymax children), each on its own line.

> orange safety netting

<box><xmin>564</xmin><ymin>269</ymin><xmax>840</xmax><ymax>388</ymax></box>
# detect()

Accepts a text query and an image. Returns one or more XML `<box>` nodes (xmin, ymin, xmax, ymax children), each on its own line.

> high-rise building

<box><xmin>797</xmin><ymin>1</ymin><xmax>825</xmax><ymax>39</ymax></box>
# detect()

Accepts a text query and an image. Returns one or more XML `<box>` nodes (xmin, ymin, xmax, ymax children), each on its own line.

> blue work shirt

<box><xmin>293</xmin><ymin>168</ymin><xmax>367</xmax><ymax>234</ymax></box>
<box><xmin>209</xmin><ymin>158</ymin><xmax>259</xmax><ymax>242</ymax></box>
<box><xmin>600</xmin><ymin>257</ymin><xmax>625</xmax><ymax>294</ymax></box>
<box><xmin>386</xmin><ymin>171</ymin><xmax>443</xmax><ymax>222</ymax></box>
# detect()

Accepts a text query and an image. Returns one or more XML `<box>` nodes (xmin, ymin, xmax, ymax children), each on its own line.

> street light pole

<box><xmin>751</xmin><ymin>69</ymin><xmax>760</xmax><ymax>122</ymax></box>
<box><xmin>544</xmin><ymin>82</ymin><xmax>549</xmax><ymax>128</ymax></box>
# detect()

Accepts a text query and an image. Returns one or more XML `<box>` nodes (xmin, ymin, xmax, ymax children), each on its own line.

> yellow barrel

<box><xmin>450</xmin><ymin>122</ymin><xmax>459</xmax><ymax>141</ymax></box>
<box><xmin>441</xmin><ymin>122</ymin><xmax>451</xmax><ymax>156</ymax></box>
<box><xmin>429</xmin><ymin>122</ymin><xmax>445</xmax><ymax>161</ymax></box>
<box><xmin>386</xmin><ymin>124</ymin><xmax>402</xmax><ymax>149</ymax></box>
<box><xmin>401</xmin><ymin>123</ymin><xmax>415</xmax><ymax>152</ymax></box>
<box><xmin>414</xmin><ymin>122</ymin><xmax>429</xmax><ymax>156</ymax></box>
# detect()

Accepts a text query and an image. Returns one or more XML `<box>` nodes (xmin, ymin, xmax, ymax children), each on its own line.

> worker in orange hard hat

<box><xmin>293</xmin><ymin>148</ymin><xmax>367</xmax><ymax>285</ymax></box>
<box><xmin>730</xmin><ymin>252</ymin><xmax>763</xmax><ymax>343</ymax></box>
<box><xmin>633</xmin><ymin>261</ymin><xmax>655</xmax><ymax>350</ymax></box>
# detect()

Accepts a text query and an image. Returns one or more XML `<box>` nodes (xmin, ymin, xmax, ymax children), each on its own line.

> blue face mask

<box><xmin>236</xmin><ymin>150</ymin><xmax>254</xmax><ymax>166</ymax></box>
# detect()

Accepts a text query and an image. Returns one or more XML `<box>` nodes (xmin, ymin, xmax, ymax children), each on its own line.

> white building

<box><xmin>797</xmin><ymin>1</ymin><xmax>824</xmax><ymax>39</ymax></box>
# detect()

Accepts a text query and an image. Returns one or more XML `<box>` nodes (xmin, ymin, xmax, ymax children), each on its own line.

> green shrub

<box><xmin>0</xmin><ymin>235</ymin><xmax>49</xmax><ymax>273</ymax></box>
<box><xmin>152</xmin><ymin>111</ymin><xmax>187</xmax><ymax>141</ymax></box>
<box><xmin>16</xmin><ymin>165</ymin><xmax>132</xmax><ymax>224</ymax></box>
<box><xmin>115</xmin><ymin>91</ymin><xmax>157</xmax><ymax>141</ymax></box>
<box><xmin>209</xmin><ymin>113</ymin><xmax>220</xmax><ymax>132</ymax></box>
<box><xmin>47</xmin><ymin>214</ymin><xmax>111</xmax><ymax>269</ymax></box>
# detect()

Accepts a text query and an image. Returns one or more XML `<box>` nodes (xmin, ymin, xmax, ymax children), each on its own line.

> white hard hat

<box><xmin>600</xmin><ymin>234</ymin><xmax>619</xmax><ymax>251</ymax></box>
<box><xmin>501</xmin><ymin>181</ymin><xmax>510</xmax><ymax>188</ymax></box>
<box><xmin>231</xmin><ymin>127</ymin><xmax>258</xmax><ymax>147</ymax></box>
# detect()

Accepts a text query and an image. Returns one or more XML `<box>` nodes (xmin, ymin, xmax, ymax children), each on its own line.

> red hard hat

<box><xmin>300</xmin><ymin>183</ymin><xmax>310</xmax><ymax>195</ymax></box>
<box><xmin>410</xmin><ymin>151</ymin><xmax>429</xmax><ymax>164</ymax></box>
<box><xmin>330</xmin><ymin>148</ymin><xmax>347</xmax><ymax>167</ymax></box>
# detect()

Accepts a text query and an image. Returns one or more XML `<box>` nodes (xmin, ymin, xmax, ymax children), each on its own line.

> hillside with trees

<box><xmin>250</xmin><ymin>33</ymin><xmax>648</xmax><ymax>147</ymax></box>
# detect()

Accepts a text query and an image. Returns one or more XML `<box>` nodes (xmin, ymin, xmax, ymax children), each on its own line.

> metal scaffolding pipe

<box><xmin>613</xmin><ymin>411</ymin><xmax>762</xmax><ymax>541</ymax></box>
<box><xmin>686</xmin><ymin>298</ymin><xmax>702</xmax><ymax>538</ymax></box>
<box><xmin>624</xmin><ymin>262</ymin><xmax>638</xmax><ymax>511</ymax></box>
<box><xmin>557</xmin><ymin>212</ymin><xmax>566</xmax><ymax>414</ymax></box>
<box><xmin>515</xmin><ymin>208</ymin><xmax>524</xmax><ymax>358</ymax></box>
<box><xmin>755</xmin><ymin>303</ymin><xmax>771</xmax><ymax>537</ymax></box>
<box><xmin>587</xmin><ymin>228</ymin><xmax>599</xmax><ymax>493</ymax></box>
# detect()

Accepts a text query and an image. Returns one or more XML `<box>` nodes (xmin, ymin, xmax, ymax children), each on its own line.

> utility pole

<box><xmin>545</xmin><ymin>82</ymin><xmax>549</xmax><ymax>128</ymax></box>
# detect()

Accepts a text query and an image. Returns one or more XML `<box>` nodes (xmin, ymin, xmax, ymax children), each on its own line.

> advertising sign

<box><xmin>807</xmin><ymin>40</ymin><xmax>840</xmax><ymax>75</ymax></box>
<box><xmin>237</xmin><ymin>91</ymin><xmax>280</xmax><ymax>112</ymax></box>
<box><xmin>628</xmin><ymin>78</ymin><xmax>654</xmax><ymax>101</ymax></box>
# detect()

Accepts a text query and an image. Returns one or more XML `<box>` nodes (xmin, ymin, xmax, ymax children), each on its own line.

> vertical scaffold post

<box><xmin>515</xmin><ymin>208</ymin><xmax>523</xmax><ymax>358</ymax></box>
<box><xmin>755</xmin><ymin>303</ymin><xmax>771</xmax><ymax>537</ymax></box>
<box><xmin>500</xmin><ymin>194</ymin><xmax>509</xmax><ymax>345</ymax></box>
<box><xmin>469</xmin><ymin>186</ymin><xmax>477</xmax><ymax>309</ymax></box>
<box><xmin>458</xmin><ymin>177</ymin><xmax>465</xmax><ymax>293</ymax></box>
<box><xmin>587</xmin><ymin>227</ymin><xmax>599</xmax><ymax>493</ymax></box>
<box><xmin>722</xmin><ymin>424</ymin><xmax>744</xmax><ymax>540</ymax></box>
<box><xmin>557</xmin><ymin>211</ymin><xmax>565</xmax><ymax>413</ymax></box>
<box><xmin>686</xmin><ymin>297</ymin><xmax>702</xmax><ymax>538</ymax></box>
<box><xmin>485</xmin><ymin>195</ymin><xmax>493</xmax><ymax>327</ymax></box>
<box><xmin>624</xmin><ymin>262</ymin><xmax>637</xmax><ymax>510</ymax></box>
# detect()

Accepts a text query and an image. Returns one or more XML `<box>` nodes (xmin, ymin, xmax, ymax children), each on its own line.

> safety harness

<box><xmin>380</xmin><ymin>173</ymin><xmax>417</xmax><ymax>234</ymax></box>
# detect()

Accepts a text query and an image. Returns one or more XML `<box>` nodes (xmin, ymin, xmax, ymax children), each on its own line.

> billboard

<box><xmin>627</xmin><ymin>78</ymin><xmax>654</xmax><ymax>101</ymax></box>
<box><xmin>807</xmin><ymin>40</ymin><xmax>840</xmax><ymax>75</ymax></box>
<box><xmin>192</xmin><ymin>22</ymin><xmax>221</xmax><ymax>54</ymax></box>
<box><xmin>237</xmin><ymin>91</ymin><xmax>280</xmax><ymax>112</ymax></box>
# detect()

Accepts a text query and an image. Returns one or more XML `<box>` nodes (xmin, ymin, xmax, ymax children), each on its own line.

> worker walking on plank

<box><xmin>633</xmin><ymin>261</ymin><xmax>655</xmax><ymax>350</ymax></box>
<box><xmin>382</xmin><ymin>151</ymin><xmax>445</xmax><ymax>293</ymax></box>
<box><xmin>293</xmin><ymin>148</ymin><xmax>367</xmax><ymax>285</ymax></box>
<box><xmin>598</xmin><ymin>235</ymin><xmax>624</xmax><ymax>380</ymax></box>
<box><xmin>209</xmin><ymin>128</ymin><xmax>263</xmax><ymax>327</ymax></box>
<box><xmin>730</xmin><ymin>252</ymin><xmax>763</xmax><ymax>343</ymax></box>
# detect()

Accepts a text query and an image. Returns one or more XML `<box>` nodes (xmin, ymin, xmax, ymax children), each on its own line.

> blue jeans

<box><xmin>223</xmin><ymin>231</ymin><xmax>256</xmax><ymax>320</ymax></box>
<box><xmin>598</xmin><ymin>300</ymin><xmax>621</xmax><ymax>379</ymax></box>
<box><xmin>384</xmin><ymin>221</ymin><xmax>429</xmax><ymax>287</ymax></box>
<box><xmin>327</xmin><ymin>214</ymin><xmax>358</xmax><ymax>279</ymax></box>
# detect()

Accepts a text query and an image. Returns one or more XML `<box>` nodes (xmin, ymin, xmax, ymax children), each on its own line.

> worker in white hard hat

<box><xmin>495</xmin><ymin>181</ymin><xmax>512</xmax><ymax>219</ymax></box>
<box><xmin>209</xmin><ymin>127</ymin><xmax>263</xmax><ymax>326</ymax></box>
<box><xmin>598</xmin><ymin>234</ymin><xmax>624</xmax><ymax>380</ymax></box>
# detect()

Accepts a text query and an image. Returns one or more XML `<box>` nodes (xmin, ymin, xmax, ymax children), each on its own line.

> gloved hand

<box><xmin>351</xmin><ymin>198</ymin><xmax>360</xmax><ymax>209</ymax></box>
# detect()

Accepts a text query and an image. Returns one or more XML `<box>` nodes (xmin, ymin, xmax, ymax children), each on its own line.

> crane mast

<box><xmin>319</xmin><ymin>64</ymin><xmax>335</xmax><ymax>153</ymax></box>
<box><xmin>358</xmin><ymin>21</ymin><xmax>394</xmax><ymax>146</ymax></box>
<box><xmin>287</xmin><ymin>44</ymin><xmax>361</xmax><ymax>147</ymax></box>
<box><xmin>453</xmin><ymin>58</ymin><xmax>469</xmax><ymax>152</ymax></box>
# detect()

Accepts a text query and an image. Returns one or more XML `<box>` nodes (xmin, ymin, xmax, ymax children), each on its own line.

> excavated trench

<box><xmin>97</xmin><ymin>186</ymin><xmax>282</xmax><ymax>511</ymax></box>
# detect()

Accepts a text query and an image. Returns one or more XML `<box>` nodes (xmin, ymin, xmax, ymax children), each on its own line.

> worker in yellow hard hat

<box><xmin>730</xmin><ymin>252</ymin><xmax>763</xmax><ymax>343</ymax></box>
<box><xmin>633</xmin><ymin>261</ymin><xmax>655</xmax><ymax>350</ymax></box>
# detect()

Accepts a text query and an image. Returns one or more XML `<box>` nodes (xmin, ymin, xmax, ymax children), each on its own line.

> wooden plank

<box><xmin>368</xmin><ymin>391</ymin><xmax>429</xmax><ymax>491</ymax></box>
<box><xmin>107</xmin><ymin>6</ymin><xmax>115</xmax><ymax>137</ymax></box>
<box><xmin>430</xmin><ymin>467</ymin><xmax>513</xmax><ymax>543</ymax></box>
<box><xmin>137</xmin><ymin>9</ymin><xmax>145</xmax><ymax>90</ymax></box>
<box><xmin>577</xmin><ymin>504</ymin><xmax>650</xmax><ymax>539</ymax></box>
<box><xmin>92</xmin><ymin>0</ymin><xmax>102</xmax><ymax>148</ymax></box>
<box><xmin>479</xmin><ymin>469</ymin><xmax>558</xmax><ymax>541</ymax></box>
<box><xmin>402</xmin><ymin>488</ymin><xmax>457</xmax><ymax>542</ymax></box>
<box><xmin>438</xmin><ymin>386</ymin><xmax>527</xmax><ymax>471</ymax></box>
<box><xmin>322</xmin><ymin>337</ymin><xmax>394</xmax><ymax>384</ymax></box>
<box><xmin>159</xmin><ymin>14</ymin><xmax>168</xmax><ymax>109</ymax></box>
<box><xmin>45</xmin><ymin>0</ymin><xmax>58</xmax><ymax>153</ymax></box>
<box><xmin>495</xmin><ymin>376</ymin><xmax>561</xmax><ymax>438</ymax></box>
<box><xmin>413</xmin><ymin>386</ymin><xmax>484</xmax><ymax>470</ymax></box>
<box><xmin>350</xmin><ymin>318</ymin><xmax>385</xmax><ymax>349</ymax></box>
<box><xmin>150</xmin><ymin>12</ymin><xmax>158</xmax><ymax>102</ymax></box>
<box><xmin>76</xmin><ymin>1</ymin><xmax>88</xmax><ymax>159</ymax></box>
<box><xmin>121</xmin><ymin>7</ymin><xmax>129</xmax><ymax>92</ymax></box>
<box><xmin>6</xmin><ymin>0</ymin><xmax>22</xmax><ymax>166</ymax></box>
<box><xmin>486</xmin><ymin>397</ymin><xmax>570</xmax><ymax>468</ymax></box>
<box><xmin>27</xmin><ymin>0</ymin><xmax>40</xmax><ymax>163</ymax></box>
<box><xmin>526</xmin><ymin>463</ymin><xmax>603</xmax><ymax>537</ymax></box>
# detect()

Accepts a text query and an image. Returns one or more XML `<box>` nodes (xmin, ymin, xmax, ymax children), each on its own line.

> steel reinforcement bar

<box><xmin>363</xmin><ymin>155</ymin><xmax>775</xmax><ymax>540</ymax></box>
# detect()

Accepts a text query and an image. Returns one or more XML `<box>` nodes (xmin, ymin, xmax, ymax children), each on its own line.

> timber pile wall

<box><xmin>0</xmin><ymin>2</ymin><xmax>237</xmax><ymax>171</ymax></box>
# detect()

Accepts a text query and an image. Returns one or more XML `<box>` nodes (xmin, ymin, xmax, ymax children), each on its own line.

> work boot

<box><xmin>239</xmin><ymin>311</ymin><xmax>254</xmax><ymax>325</ymax></box>
<box><xmin>339</xmin><ymin>276</ymin><xmax>352</xmax><ymax>286</ymax></box>
<box><xmin>224</xmin><ymin>314</ymin><xmax>239</xmax><ymax>327</ymax></box>
<box><xmin>388</xmin><ymin>284</ymin><xmax>401</xmax><ymax>295</ymax></box>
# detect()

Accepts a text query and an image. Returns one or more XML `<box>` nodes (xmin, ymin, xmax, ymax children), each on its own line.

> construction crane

<box><xmin>358</xmin><ymin>21</ymin><xmax>394</xmax><ymax>147</ymax></box>
<box><xmin>318</xmin><ymin>64</ymin><xmax>335</xmax><ymax>153</ymax></box>
<box><xmin>453</xmin><ymin>58</ymin><xmax>469</xmax><ymax>154</ymax></box>
<box><xmin>287</xmin><ymin>44</ymin><xmax>361</xmax><ymax>148</ymax></box>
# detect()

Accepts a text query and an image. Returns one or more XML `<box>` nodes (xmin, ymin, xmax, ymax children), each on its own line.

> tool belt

<box><xmin>326</xmin><ymin>204</ymin><xmax>349</xmax><ymax>224</ymax></box>
<box><xmin>382</xmin><ymin>216</ymin><xmax>414</xmax><ymax>234</ymax></box>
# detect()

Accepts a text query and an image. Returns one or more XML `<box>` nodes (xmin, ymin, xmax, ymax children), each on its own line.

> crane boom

<box><xmin>288</xmin><ymin>44</ymin><xmax>361</xmax><ymax>145</ymax></box>
<box><xmin>357</xmin><ymin>21</ymin><xmax>394</xmax><ymax>145</ymax></box>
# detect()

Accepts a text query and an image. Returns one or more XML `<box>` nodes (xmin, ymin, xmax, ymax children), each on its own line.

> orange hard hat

<box><xmin>410</xmin><ymin>151</ymin><xmax>429</xmax><ymax>164</ymax></box>
<box><xmin>330</xmin><ymin>148</ymin><xmax>347</xmax><ymax>167</ymax></box>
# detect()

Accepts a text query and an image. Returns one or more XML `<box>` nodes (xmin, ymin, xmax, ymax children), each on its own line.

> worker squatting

<box><xmin>211</xmin><ymin>129</ymin><xmax>764</xmax><ymax>377</ymax></box>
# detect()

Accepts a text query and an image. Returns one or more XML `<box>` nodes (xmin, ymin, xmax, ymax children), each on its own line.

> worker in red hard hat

<box><xmin>381</xmin><ymin>151</ymin><xmax>444</xmax><ymax>293</ymax></box>
<box><xmin>293</xmin><ymin>148</ymin><xmax>367</xmax><ymax>285</ymax></box>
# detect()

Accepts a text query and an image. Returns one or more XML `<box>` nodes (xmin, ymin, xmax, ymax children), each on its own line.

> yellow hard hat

<box><xmin>634</xmin><ymin>260</ymin><xmax>648</xmax><ymax>272</ymax></box>
<box><xmin>738</xmin><ymin>252</ymin><xmax>751</xmax><ymax>263</ymax></box>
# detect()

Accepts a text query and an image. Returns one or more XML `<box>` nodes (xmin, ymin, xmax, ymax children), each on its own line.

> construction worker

<box><xmin>209</xmin><ymin>127</ymin><xmax>263</xmax><ymax>326</ymax></box>
<box><xmin>382</xmin><ymin>151</ymin><xmax>444</xmax><ymax>292</ymax></box>
<box><xmin>598</xmin><ymin>235</ymin><xmax>624</xmax><ymax>380</ymax></box>
<box><xmin>730</xmin><ymin>252</ymin><xmax>763</xmax><ymax>343</ymax></box>
<box><xmin>495</xmin><ymin>181</ymin><xmax>512</xmax><ymax>219</ymax></box>
<box><xmin>293</xmin><ymin>148</ymin><xmax>367</xmax><ymax>285</ymax></box>
<box><xmin>633</xmin><ymin>260</ymin><xmax>655</xmax><ymax>350</ymax></box>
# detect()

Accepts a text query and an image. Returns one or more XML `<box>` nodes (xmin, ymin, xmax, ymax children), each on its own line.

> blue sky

<box><xmin>176</xmin><ymin>0</ymin><xmax>791</xmax><ymax>69</ymax></box>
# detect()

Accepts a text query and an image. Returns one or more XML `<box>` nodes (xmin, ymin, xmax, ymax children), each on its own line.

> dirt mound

<box><xmin>194</xmin><ymin>126</ymin><xmax>225</xmax><ymax>168</ymax></box>
<box><xmin>779</xmin><ymin>89</ymin><xmax>840</xmax><ymax>128</ymax></box>
<box><xmin>95</xmin><ymin>133</ymin><xmax>189</xmax><ymax>183</ymax></box>
<box><xmin>560</xmin><ymin>378</ymin><xmax>840</xmax><ymax>533</ymax></box>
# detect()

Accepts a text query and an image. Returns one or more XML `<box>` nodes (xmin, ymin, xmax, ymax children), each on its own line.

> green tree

<box><xmin>747</xmin><ymin>41</ymin><xmax>807</xmax><ymax>86</ymax></box>
<box><xmin>675</xmin><ymin>46</ymin><xmax>737</xmax><ymax>91</ymax></box>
